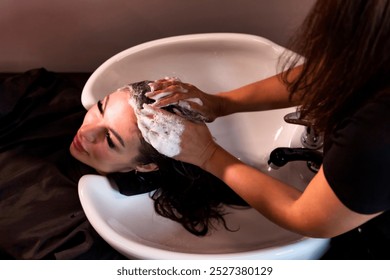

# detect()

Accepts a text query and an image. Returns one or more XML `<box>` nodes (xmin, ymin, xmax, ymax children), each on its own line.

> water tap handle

<box><xmin>284</xmin><ymin>111</ymin><xmax>323</xmax><ymax>149</ymax></box>
<box><xmin>283</xmin><ymin>111</ymin><xmax>312</xmax><ymax>126</ymax></box>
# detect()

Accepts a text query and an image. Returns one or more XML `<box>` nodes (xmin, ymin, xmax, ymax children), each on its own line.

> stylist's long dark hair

<box><xmin>108</xmin><ymin>81</ymin><xmax>248</xmax><ymax>236</ymax></box>
<box><xmin>281</xmin><ymin>0</ymin><xmax>390</xmax><ymax>135</ymax></box>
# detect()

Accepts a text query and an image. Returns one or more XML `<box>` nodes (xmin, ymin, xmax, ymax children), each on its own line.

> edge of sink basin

<box><xmin>79</xmin><ymin>174</ymin><xmax>329</xmax><ymax>260</ymax></box>
<box><xmin>81</xmin><ymin>33</ymin><xmax>287</xmax><ymax>110</ymax></box>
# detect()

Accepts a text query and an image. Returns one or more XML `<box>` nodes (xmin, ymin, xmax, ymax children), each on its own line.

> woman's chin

<box><xmin>69</xmin><ymin>145</ymin><xmax>93</xmax><ymax>169</ymax></box>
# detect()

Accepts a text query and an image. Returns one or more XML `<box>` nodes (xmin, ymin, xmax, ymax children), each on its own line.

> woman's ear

<box><xmin>135</xmin><ymin>163</ymin><xmax>159</xmax><ymax>173</ymax></box>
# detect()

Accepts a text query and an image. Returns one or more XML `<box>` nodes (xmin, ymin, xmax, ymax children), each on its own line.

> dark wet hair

<box><xmin>108</xmin><ymin>81</ymin><xmax>248</xmax><ymax>236</ymax></box>
<box><xmin>281</xmin><ymin>0</ymin><xmax>390</xmax><ymax>134</ymax></box>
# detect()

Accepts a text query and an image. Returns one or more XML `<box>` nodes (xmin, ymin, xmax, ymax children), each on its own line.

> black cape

<box><xmin>0</xmin><ymin>68</ymin><xmax>125</xmax><ymax>259</ymax></box>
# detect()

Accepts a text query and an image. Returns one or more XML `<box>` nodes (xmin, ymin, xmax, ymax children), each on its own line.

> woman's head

<box><xmin>69</xmin><ymin>82</ymin><xmax>159</xmax><ymax>174</ymax></box>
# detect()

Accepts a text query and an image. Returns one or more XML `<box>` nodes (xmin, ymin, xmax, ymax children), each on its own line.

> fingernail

<box><xmin>148</xmin><ymin>83</ymin><xmax>156</xmax><ymax>91</ymax></box>
<box><xmin>178</xmin><ymin>86</ymin><xmax>188</xmax><ymax>93</ymax></box>
<box><xmin>142</xmin><ymin>103</ymin><xmax>155</xmax><ymax>112</ymax></box>
<box><xmin>178</xmin><ymin>100</ymin><xmax>191</xmax><ymax>110</ymax></box>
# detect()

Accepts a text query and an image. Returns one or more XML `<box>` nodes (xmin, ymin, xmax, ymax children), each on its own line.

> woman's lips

<box><xmin>72</xmin><ymin>134</ymin><xmax>87</xmax><ymax>153</ymax></box>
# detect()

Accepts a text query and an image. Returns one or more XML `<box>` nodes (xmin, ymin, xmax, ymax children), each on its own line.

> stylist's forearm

<box><xmin>217</xmin><ymin>65</ymin><xmax>303</xmax><ymax>116</ymax></box>
<box><xmin>203</xmin><ymin>146</ymin><xmax>302</xmax><ymax>227</ymax></box>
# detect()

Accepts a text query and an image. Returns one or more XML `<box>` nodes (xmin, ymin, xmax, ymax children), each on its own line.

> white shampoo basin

<box><xmin>79</xmin><ymin>33</ymin><xmax>330</xmax><ymax>259</ymax></box>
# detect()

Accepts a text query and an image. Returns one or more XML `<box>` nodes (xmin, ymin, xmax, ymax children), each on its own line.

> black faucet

<box><xmin>268</xmin><ymin>147</ymin><xmax>323</xmax><ymax>173</ymax></box>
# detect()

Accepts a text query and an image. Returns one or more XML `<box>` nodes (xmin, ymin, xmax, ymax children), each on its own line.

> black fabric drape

<box><xmin>0</xmin><ymin>69</ymin><xmax>125</xmax><ymax>259</ymax></box>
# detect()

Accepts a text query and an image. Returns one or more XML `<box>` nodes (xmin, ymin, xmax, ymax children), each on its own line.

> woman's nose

<box><xmin>79</xmin><ymin>124</ymin><xmax>106</xmax><ymax>143</ymax></box>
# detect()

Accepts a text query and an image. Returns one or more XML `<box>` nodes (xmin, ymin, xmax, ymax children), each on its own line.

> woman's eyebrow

<box><xmin>97</xmin><ymin>99</ymin><xmax>104</xmax><ymax>114</ymax></box>
<box><xmin>98</xmin><ymin>96</ymin><xmax>126</xmax><ymax>148</ymax></box>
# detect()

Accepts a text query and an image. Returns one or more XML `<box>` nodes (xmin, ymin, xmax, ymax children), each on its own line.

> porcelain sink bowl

<box><xmin>79</xmin><ymin>33</ymin><xmax>330</xmax><ymax>259</ymax></box>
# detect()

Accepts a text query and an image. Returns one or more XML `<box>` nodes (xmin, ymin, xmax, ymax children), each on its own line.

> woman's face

<box><xmin>70</xmin><ymin>90</ymin><xmax>156</xmax><ymax>174</ymax></box>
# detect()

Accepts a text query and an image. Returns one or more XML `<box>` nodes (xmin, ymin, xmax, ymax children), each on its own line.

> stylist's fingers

<box><xmin>147</xmin><ymin>82</ymin><xmax>218</xmax><ymax>122</ymax></box>
<box><xmin>146</xmin><ymin>85</ymin><xmax>190</xmax><ymax>107</ymax></box>
<box><xmin>136</xmin><ymin>104</ymin><xmax>216</xmax><ymax>167</ymax></box>
<box><xmin>137</xmin><ymin>104</ymin><xmax>184</xmax><ymax>158</ymax></box>
<box><xmin>148</xmin><ymin>77</ymin><xmax>181</xmax><ymax>91</ymax></box>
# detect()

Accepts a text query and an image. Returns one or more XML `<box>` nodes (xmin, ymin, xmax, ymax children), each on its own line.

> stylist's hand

<box><xmin>146</xmin><ymin>78</ymin><xmax>221</xmax><ymax>122</ymax></box>
<box><xmin>137</xmin><ymin>104</ymin><xmax>218</xmax><ymax>168</ymax></box>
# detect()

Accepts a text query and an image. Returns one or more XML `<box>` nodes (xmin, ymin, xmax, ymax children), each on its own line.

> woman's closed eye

<box><xmin>97</xmin><ymin>99</ymin><xmax>125</xmax><ymax>150</ymax></box>
<box><xmin>97</xmin><ymin>100</ymin><xmax>114</xmax><ymax>148</ymax></box>
<box><xmin>105</xmin><ymin>131</ymin><xmax>116</xmax><ymax>149</ymax></box>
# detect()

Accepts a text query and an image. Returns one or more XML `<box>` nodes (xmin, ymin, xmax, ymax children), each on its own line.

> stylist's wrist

<box><xmin>214</xmin><ymin>92</ymin><xmax>232</xmax><ymax>117</ymax></box>
<box><xmin>199</xmin><ymin>141</ymin><xmax>219</xmax><ymax>170</ymax></box>
<box><xmin>200</xmin><ymin>144</ymin><xmax>242</xmax><ymax>181</ymax></box>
